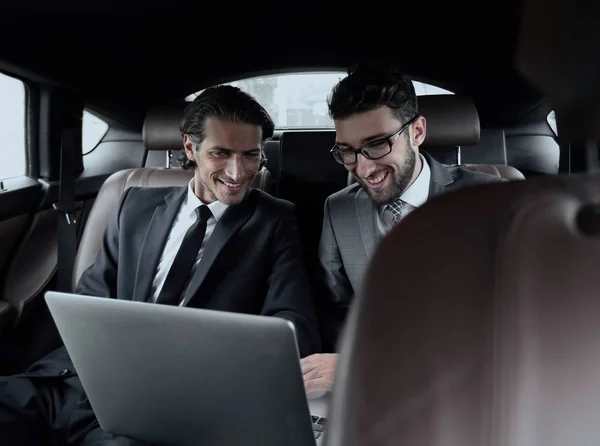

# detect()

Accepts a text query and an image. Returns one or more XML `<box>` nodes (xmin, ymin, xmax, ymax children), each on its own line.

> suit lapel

<box><xmin>132</xmin><ymin>188</ymin><xmax>187</xmax><ymax>302</ymax></box>
<box><xmin>181</xmin><ymin>190</ymin><xmax>256</xmax><ymax>306</ymax></box>
<box><xmin>355</xmin><ymin>188</ymin><xmax>379</xmax><ymax>259</ymax></box>
<box><xmin>423</xmin><ymin>152</ymin><xmax>454</xmax><ymax>197</ymax></box>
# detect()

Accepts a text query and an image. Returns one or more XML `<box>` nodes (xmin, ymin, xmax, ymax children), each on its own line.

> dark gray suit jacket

<box><xmin>317</xmin><ymin>152</ymin><xmax>505</xmax><ymax>350</ymax></box>
<box><xmin>75</xmin><ymin>185</ymin><xmax>321</xmax><ymax>357</ymax></box>
<box><xmin>21</xmin><ymin>187</ymin><xmax>322</xmax><ymax>377</ymax></box>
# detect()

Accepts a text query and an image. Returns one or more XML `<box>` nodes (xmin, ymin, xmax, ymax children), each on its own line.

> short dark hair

<box><xmin>327</xmin><ymin>62</ymin><xmax>418</xmax><ymax>124</ymax></box>
<box><xmin>178</xmin><ymin>85</ymin><xmax>275</xmax><ymax>170</ymax></box>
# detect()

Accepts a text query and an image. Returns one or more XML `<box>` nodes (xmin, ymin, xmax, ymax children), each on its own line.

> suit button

<box><xmin>59</xmin><ymin>369</ymin><xmax>70</xmax><ymax>376</ymax></box>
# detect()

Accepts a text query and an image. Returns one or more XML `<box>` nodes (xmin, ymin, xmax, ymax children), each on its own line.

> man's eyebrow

<box><xmin>362</xmin><ymin>132</ymin><xmax>389</xmax><ymax>143</ymax></box>
<box><xmin>335</xmin><ymin>132</ymin><xmax>388</xmax><ymax>147</ymax></box>
<box><xmin>206</xmin><ymin>146</ymin><xmax>261</xmax><ymax>153</ymax></box>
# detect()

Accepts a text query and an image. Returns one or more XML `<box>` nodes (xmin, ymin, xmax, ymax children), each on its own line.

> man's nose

<box><xmin>355</xmin><ymin>154</ymin><xmax>377</xmax><ymax>178</ymax></box>
<box><xmin>225</xmin><ymin>155</ymin><xmax>245</xmax><ymax>181</ymax></box>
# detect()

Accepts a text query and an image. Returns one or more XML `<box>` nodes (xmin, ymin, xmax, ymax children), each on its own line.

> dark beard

<box><xmin>361</xmin><ymin>148</ymin><xmax>418</xmax><ymax>205</ymax></box>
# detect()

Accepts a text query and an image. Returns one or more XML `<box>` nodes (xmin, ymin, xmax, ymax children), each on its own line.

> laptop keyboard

<box><xmin>311</xmin><ymin>414</ymin><xmax>327</xmax><ymax>439</ymax></box>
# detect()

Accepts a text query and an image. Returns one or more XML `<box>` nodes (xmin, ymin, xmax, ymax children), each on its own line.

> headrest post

<box><xmin>165</xmin><ymin>150</ymin><xmax>172</xmax><ymax>169</ymax></box>
<box><xmin>457</xmin><ymin>146</ymin><xmax>462</xmax><ymax>165</ymax></box>
<box><xmin>141</xmin><ymin>150</ymin><xmax>149</xmax><ymax>168</ymax></box>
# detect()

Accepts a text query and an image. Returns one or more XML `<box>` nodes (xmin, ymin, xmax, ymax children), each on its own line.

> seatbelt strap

<box><xmin>53</xmin><ymin>123</ymin><xmax>79</xmax><ymax>292</ymax></box>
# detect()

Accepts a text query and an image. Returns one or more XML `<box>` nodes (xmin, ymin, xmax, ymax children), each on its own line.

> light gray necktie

<box><xmin>387</xmin><ymin>199</ymin><xmax>405</xmax><ymax>225</ymax></box>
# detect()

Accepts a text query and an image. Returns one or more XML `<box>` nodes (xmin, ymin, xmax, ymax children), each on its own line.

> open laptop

<box><xmin>44</xmin><ymin>291</ymin><xmax>327</xmax><ymax>446</ymax></box>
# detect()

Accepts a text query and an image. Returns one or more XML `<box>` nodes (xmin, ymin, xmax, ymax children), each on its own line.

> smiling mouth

<box><xmin>363</xmin><ymin>171</ymin><xmax>389</xmax><ymax>188</ymax></box>
<box><xmin>218</xmin><ymin>179</ymin><xmax>246</xmax><ymax>192</ymax></box>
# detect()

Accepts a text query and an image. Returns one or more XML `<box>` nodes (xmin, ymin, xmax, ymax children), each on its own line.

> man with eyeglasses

<box><xmin>300</xmin><ymin>63</ymin><xmax>502</xmax><ymax>392</ymax></box>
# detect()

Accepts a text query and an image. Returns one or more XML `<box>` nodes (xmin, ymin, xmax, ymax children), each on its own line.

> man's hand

<box><xmin>300</xmin><ymin>353</ymin><xmax>339</xmax><ymax>392</ymax></box>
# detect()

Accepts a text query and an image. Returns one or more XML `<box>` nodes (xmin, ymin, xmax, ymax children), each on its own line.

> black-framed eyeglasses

<box><xmin>330</xmin><ymin>114</ymin><xmax>420</xmax><ymax>165</ymax></box>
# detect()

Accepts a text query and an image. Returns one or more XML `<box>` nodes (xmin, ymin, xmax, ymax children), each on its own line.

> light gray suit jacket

<box><xmin>317</xmin><ymin>152</ymin><xmax>505</xmax><ymax>350</ymax></box>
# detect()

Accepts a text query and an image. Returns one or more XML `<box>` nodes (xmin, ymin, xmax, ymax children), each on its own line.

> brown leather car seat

<box><xmin>346</xmin><ymin>95</ymin><xmax>525</xmax><ymax>185</ymax></box>
<box><xmin>72</xmin><ymin>105</ymin><xmax>272</xmax><ymax>290</ymax></box>
<box><xmin>461</xmin><ymin>163</ymin><xmax>525</xmax><ymax>180</ymax></box>
<box><xmin>325</xmin><ymin>174</ymin><xmax>600</xmax><ymax>446</ymax></box>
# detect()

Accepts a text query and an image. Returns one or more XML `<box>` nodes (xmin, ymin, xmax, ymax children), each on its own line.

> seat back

<box><xmin>278</xmin><ymin>130</ymin><xmax>347</xmax><ymax>277</ymax></box>
<box><xmin>461</xmin><ymin>163</ymin><xmax>525</xmax><ymax>180</ymax></box>
<box><xmin>325</xmin><ymin>174</ymin><xmax>600</xmax><ymax>446</ymax></box>
<box><xmin>72</xmin><ymin>105</ymin><xmax>272</xmax><ymax>290</ymax></box>
<box><xmin>411</xmin><ymin>95</ymin><xmax>525</xmax><ymax>180</ymax></box>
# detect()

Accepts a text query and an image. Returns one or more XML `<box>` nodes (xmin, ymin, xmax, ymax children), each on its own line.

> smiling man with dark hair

<box><xmin>300</xmin><ymin>63</ymin><xmax>503</xmax><ymax>392</ymax></box>
<box><xmin>0</xmin><ymin>85</ymin><xmax>321</xmax><ymax>446</ymax></box>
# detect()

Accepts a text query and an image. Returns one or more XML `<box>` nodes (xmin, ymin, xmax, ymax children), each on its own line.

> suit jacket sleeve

<box><xmin>74</xmin><ymin>188</ymin><xmax>132</xmax><ymax>297</ymax></box>
<box><xmin>316</xmin><ymin>197</ymin><xmax>354</xmax><ymax>352</ymax></box>
<box><xmin>260</xmin><ymin>202</ymin><xmax>321</xmax><ymax>358</ymax></box>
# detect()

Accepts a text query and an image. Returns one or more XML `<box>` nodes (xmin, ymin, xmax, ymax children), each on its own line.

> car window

<box><xmin>186</xmin><ymin>72</ymin><xmax>453</xmax><ymax>129</ymax></box>
<box><xmin>82</xmin><ymin>110</ymin><xmax>109</xmax><ymax>155</ymax></box>
<box><xmin>0</xmin><ymin>72</ymin><xmax>26</xmax><ymax>180</ymax></box>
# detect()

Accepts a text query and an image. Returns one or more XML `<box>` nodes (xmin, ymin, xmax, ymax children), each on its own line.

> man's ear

<box><xmin>183</xmin><ymin>134</ymin><xmax>197</xmax><ymax>161</ymax></box>
<box><xmin>411</xmin><ymin>115</ymin><xmax>427</xmax><ymax>147</ymax></box>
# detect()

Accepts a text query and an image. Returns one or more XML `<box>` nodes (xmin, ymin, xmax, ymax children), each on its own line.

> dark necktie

<box><xmin>387</xmin><ymin>199</ymin><xmax>405</xmax><ymax>225</ymax></box>
<box><xmin>155</xmin><ymin>205</ymin><xmax>213</xmax><ymax>306</ymax></box>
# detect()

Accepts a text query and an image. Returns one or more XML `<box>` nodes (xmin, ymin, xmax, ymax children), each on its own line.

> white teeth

<box><xmin>222</xmin><ymin>181</ymin><xmax>242</xmax><ymax>188</ymax></box>
<box><xmin>366</xmin><ymin>172</ymin><xmax>386</xmax><ymax>185</ymax></box>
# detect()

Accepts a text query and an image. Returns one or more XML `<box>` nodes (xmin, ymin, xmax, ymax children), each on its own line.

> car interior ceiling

<box><xmin>0</xmin><ymin>0</ymin><xmax>591</xmax><ymax>379</ymax></box>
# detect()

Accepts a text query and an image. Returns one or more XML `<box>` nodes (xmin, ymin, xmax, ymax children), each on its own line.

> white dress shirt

<box><xmin>150</xmin><ymin>180</ymin><xmax>229</xmax><ymax>302</ymax></box>
<box><xmin>376</xmin><ymin>154</ymin><xmax>431</xmax><ymax>236</ymax></box>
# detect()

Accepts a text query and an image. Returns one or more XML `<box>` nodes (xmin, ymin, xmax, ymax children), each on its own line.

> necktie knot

<box><xmin>387</xmin><ymin>199</ymin><xmax>405</xmax><ymax>225</ymax></box>
<box><xmin>195</xmin><ymin>205</ymin><xmax>213</xmax><ymax>222</ymax></box>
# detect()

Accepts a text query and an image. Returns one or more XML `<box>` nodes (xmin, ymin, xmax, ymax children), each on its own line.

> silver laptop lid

<box><xmin>45</xmin><ymin>291</ymin><xmax>316</xmax><ymax>446</ymax></box>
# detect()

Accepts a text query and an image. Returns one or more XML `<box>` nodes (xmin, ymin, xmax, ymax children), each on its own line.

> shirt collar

<box><xmin>183</xmin><ymin>179</ymin><xmax>229</xmax><ymax>220</ymax></box>
<box><xmin>400</xmin><ymin>153</ymin><xmax>430</xmax><ymax>208</ymax></box>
